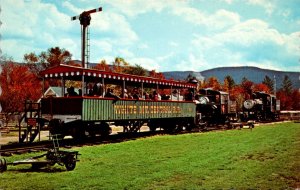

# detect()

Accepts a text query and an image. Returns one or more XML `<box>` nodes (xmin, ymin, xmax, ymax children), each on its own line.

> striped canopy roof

<box><xmin>40</xmin><ymin>64</ymin><xmax>197</xmax><ymax>89</ymax></box>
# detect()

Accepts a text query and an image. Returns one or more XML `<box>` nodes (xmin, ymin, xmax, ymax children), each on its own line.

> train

<box><xmin>19</xmin><ymin>64</ymin><xmax>280</xmax><ymax>142</ymax></box>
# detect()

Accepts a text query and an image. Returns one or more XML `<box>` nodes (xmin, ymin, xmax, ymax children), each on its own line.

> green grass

<box><xmin>1</xmin><ymin>122</ymin><xmax>299</xmax><ymax>189</ymax></box>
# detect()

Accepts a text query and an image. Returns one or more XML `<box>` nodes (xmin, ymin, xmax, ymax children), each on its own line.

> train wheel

<box><xmin>99</xmin><ymin>122</ymin><xmax>112</xmax><ymax>137</ymax></box>
<box><xmin>0</xmin><ymin>158</ymin><xmax>7</xmax><ymax>172</ymax></box>
<box><xmin>149</xmin><ymin>125</ymin><xmax>157</xmax><ymax>132</ymax></box>
<box><xmin>71</xmin><ymin>128</ymin><xmax>86</xmax><ymax>141</ymax></box>
<box><xmin>64</xmin><ymin>155</ymin><xmax>76</xmax><ymax>171</ymax></box>
<box><xmin>185</xmin><ymin>122</ymin><xmax>194</xmax><ymax>131</ymax></box>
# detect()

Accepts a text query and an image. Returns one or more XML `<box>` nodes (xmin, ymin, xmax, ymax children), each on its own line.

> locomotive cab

<box><xmin>196</xmin><ymin>88</ymin><xmax>237</xmax><ymax>126</ymax></box>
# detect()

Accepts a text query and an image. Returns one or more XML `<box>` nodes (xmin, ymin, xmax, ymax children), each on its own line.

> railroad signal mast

<box><xmin>71</xmin><ymin>7</ymin><xmax>102</xmax><ymax>68</ymax></box>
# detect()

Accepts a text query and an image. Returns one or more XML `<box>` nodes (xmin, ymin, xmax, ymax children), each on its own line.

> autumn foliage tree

<box><xmin>24</xmin><ymin>47</ymin><xmax>74</xmax><ymax>76</ymax></box>
<box><xmin>112</xmin><ymin>57</ymin><xmax>129</xmax><ymax>73</ymax></box>
<box><xmin>124</xmin><ymin>64</ymin><xmax>147</xmax><ymax>76</ymax></box>
<box><xmin>149</xmin><ymin>70</ymin><xmax>165</xmax><ymax>79</ymax></box>
<box><xmin>93</xmin><ymin>59</ymin><xmax>111</xmax><ymax>71</ymax></box>
<box><xmin>277</xmin><ymin>75</ymin><xmax>294</xmax><ymax>110</ymax></box>
<box><xmin>0</xmin><ymin>61</ymin><xmax>42</xmax><ymax>117</ymax></box>
<box><xmin>201</xmin><ymin>77</ymin><xmax>221</xmax><ymax>90</ymax></box>
<box><xmin>253</xmin><ymin>83</ymin><xmax>270</xmax><ymax>93</ymax></box>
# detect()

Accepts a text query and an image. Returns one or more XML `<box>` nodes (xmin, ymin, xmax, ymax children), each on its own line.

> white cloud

<box><xmin>93</xmin><ymin>40</ymin><xmax>113</xmax><ymax>54</ymax></box>
<box><xmin>189</xmin><ymin>17</ymin><xmax>300</xmax><ymax>71</ymax></box>
<box><xmin>138</xmin><ymin>43</ymin><xmax>149</xmax><ymax>49</ymax></box>
<box><xmin>216</xmin><ymin>19</ymin><xmax>284</xmax><ymax>46</ymax></box>
<box><xmin>169</xmin><ymin>41</ymin><xmax>178</xmax><ymax>47</ymax></box>
<box><xmin>172</xmin><ymin>7</ymin><xmax>240</xmax><ymax>31</ymax></box>
<box><xmin>156</xmin><ymin>52</ymin><xmax>174</xmax><ymax>62</ymax></box>
<box><xmin>103</xmin><ymin>0</ymin><xmax>170</xmax><ymax>17</ymax></box>
<box><xmin>207</xmin><ymin>9</ymin><xmax>240</xmax><ymax>30</ymax></box>
<box><xmin>221</xmin><ymin>0</ymin><xmax>234</xmax><ymax>4</ymax></box>
<box><xmin>118</xmin><ymin>49</ymin><xmax>135</xmax><ymax>58</ymax></box>
<box><xmin>283</xmin><ymin>32</ymin><xmax>300</xmax><ymax>56</ymax></box>
<box><xmin>128</xmin><ymin>57</ymin><xmax>160</xmax><ymax>71</ymax></box>
<box><xmin>62</xmin><ymin>1</ymin><xmax>82</xmax><ymax>14</ymax></box>
<box><xmin>247</xmin><ymin>0</ymin><xmax>275</xmax><ymax>15</ymax></box>
<box><xmin>173</xmin><ymin>6</ymin><xmax>206</xmax><ymax>26</ymax></box>
<box><xmin>1</xmin><ymin>0</ymin><xmax>74</xmax><ymax>61</ymax></box>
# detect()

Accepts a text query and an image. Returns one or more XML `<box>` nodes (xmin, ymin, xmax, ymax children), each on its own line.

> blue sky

<box><xmin>1</xmin><ymin>0</ymin><xmax>300</xmax><ymax>72</ymax></box>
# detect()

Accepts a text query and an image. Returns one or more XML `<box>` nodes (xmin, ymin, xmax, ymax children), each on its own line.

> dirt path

<box><xmin>0</xmin><ymin>126</ymin><xmax>150</xmax><ymax>145</ymax></box>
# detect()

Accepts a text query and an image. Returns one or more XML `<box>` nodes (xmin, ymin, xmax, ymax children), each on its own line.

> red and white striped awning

<box><xmin>40</xmin><ymin>64</ymin><xmax>197</xmax><ymax>88</ymax></box>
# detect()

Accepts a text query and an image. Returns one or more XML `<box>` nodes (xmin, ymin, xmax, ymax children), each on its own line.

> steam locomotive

<box><xmin>241</xmin><ymin>91</ymin><xmax>280</xmax><ymax>121</ymax></box>
<box><xmin>195</xmin><ymin>88</ymin><xmax>237</xmax><ymax>127</ymax></box>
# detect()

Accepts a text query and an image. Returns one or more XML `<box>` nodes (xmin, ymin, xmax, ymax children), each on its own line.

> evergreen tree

<box><xmin>224</xmin><ymin>75</ymin><xmax>235</xmax><ymax>89</ymax></box>
<box><xmin>281</xmin><ymin>75</ymin><xmax>293</xmax><ymax>95</ymax></box>
<box><xmin>262</xmin><ymin>75</ymin><xmax>274</xmax><ymax>92</ymax></box>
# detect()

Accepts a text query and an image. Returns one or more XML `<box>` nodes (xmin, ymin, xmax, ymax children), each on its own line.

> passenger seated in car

<box><xmin>152</xmin><ymin>91</ymin><xmax>161</xmax><ymax>101</ymax></box>
<box><xmin>105</xmin><ymin>88</ymin><xmax>120</xmax><ymax>99</ymax></box>
<box><xmin>132</xmin><ymin>88</ymin><xmax>140</xmax><ymax>100</ymax></box>
<box><xmin>93</xmin><ymin>82</ymin><xmax>103</xmax><ymax>97</ymax></box>
<box><xmin>161</xmin><ymin>93</ymin><xmax>170</xmax><ymax>100</ymax></box>
<box><xmin>185</xmin><ymin>89</ymin><xmax>194</xmax><ymax>101</ymax></box>
<box><xmin>67</xmin><ymin>86</ymin><xmax>78</xmax><ymax>96</ymax></box>
<box><xmin>142</xmin><ymin>92</ymin><xmax>150</xmax><ymax>100</ymax></box>
<box><xmin>121</xmin><ymin>89</ymin><xmax>128</xmax><ymax>99</ymax></box>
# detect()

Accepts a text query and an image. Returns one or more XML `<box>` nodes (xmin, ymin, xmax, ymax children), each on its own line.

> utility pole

<box><xmin>71</xmin><ymin>7</ymin><xmax>102</xmax><ymax>68</ymax></box>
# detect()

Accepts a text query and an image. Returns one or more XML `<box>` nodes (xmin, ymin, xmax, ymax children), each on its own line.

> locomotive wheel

<box><xmin>0</xmin><ymin>158</ymin><xmax>7</xmax><ymax>172</ymax></box>
<box><xmin>64</xmin><ymin>155</ymin><xmax>76</xmax><ymax>171</ymax></box>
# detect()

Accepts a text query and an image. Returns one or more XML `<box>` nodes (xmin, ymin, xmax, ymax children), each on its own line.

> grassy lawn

<box><xmin>0</xmin><ymin>122</ymin><xmax>299</xmax><ymax>189</ymax></box>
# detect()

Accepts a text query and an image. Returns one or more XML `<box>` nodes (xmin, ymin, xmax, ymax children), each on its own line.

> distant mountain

<box><xmin>163</xmin><ymin>71</ymin><xmax>205</xmax><ymax>81</ymax></box>
<box><xmin>163</xmin><ymin>66</ymin><xmax>300</xmax><ymax>90</ymax></box>
<box><xmin>72</xmin><ymin>62</ymin><xmax>299</xmax><ymax>90</ymax></box>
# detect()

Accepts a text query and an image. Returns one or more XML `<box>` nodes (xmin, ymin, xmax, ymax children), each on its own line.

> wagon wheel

<box><xmin>64</xmin><ymin>155</ymin><xmax>76</xmax><ymax>171</ymax></box>
<box><xmin>0</xmin><ymin>158</ymin><xmax>7</xmax><ymax>172</ymax></box>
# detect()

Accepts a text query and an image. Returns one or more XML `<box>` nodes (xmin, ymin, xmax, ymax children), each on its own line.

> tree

<box><xmin>277</xmin><ymin>90</ymin><xmax>292</xmax><ymax>110</ymax></box>
<box><xmin>93</xmin><ymin>59</ymin><xmax>111</xmax><ymax>71</ymax></box>
<box><xmin>241</xmin><ymin>78</ymin><xmax>254</xmax><ymax>99</ymax></box>
<box><xmin>45</xmin><ymin>47</ymin><xmax>73</xmax><ymax>68</ymax></box>
<box><xmin>24</xmin><ymin>47</ymin><xmax>74</xmax><ymax>75</ymax></box>
<box><xmin>112</xmin><ymin>57</ymin><xmax>129</xmax><ymax>73</ymax></box>
<box><xmin>280</xmin><ymin>75</ymin><xmax>293</xmax><ymax>95</ymax></box>
<box><xmin>262</xmin><ymin>75</ymin><xmax>274</xmax><ymax>92</ymax></box>
<box><xmin>224</xmin><ymin>75</ymin><xmax>235</xmax><ymax>89</ymax></box>
<box><xmin>253</xmin><ymin>83</ymin><xmax>270</xmax><ymax>93</ymax></box>
<box><xmin>222</xmin><ymin>79</ymin><xmax>230</xmax><ymax>92</ymax></box>
<box><xmin>0</xmin><ymin>61</ymin><xmax>42</xmax><ymax>119</ymax></box>
<box><xmin>206</xmin><ymin>77</ymin><xmax>221</xmax><ymax>90</ymax></box>
<box><xmin>23</xmin><ymin>52</ymin><xmax>41</xmax><ymax>76</ymax></box>
<box><xmin>277</xmin><ymin>75</ymin><xmax>299</xmax><ymax>110</ymax></box>
<box><xmin>124</xmin><ymin>64</ymin><xmax>147</xmax><ymax>76</ymax></box>
<box><xmin>222</xmin><ymin>76</ymin><xmax>235</xmax><ymax>92</ymax></box>
<box><xmin>291</xmin><ymin>89</ymin><xmax>300</xmax><ymax>110</ymax></box>
<box><xmin>149</xmin><ymin>70</ymin><xmax>165</xmax><ymax>79</ymax></box>
<box><xmin>229</xmin><ymin>86</ymin><xmax>244</xmax><ymax>111</ymax></box>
